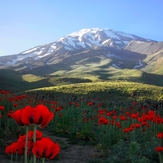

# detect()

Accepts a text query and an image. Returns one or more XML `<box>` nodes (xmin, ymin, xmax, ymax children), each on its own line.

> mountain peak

<box><xmin>56</xmin><ymin>28</ymin><xmax>152</xmax><ymax>51</ymax></box>
<box><xmin>0</xmin><ymin>28</ymin><xmax>159</xmax><ymax>70</ymax></box>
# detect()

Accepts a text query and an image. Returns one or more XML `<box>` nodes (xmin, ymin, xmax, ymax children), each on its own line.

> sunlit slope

<box><xmin>142</xmin><ymin>50</ymin><xmax>163</xmax><ymax>75</ymax></box>
<box><xmin>27</xmin><ymin>81</ymin><xmax>163</xmax><ymax>102</ymax></box>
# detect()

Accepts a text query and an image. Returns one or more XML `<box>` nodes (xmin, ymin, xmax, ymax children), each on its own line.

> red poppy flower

<box><xmin>120</xmin><ymin>115</ymin><xmax>127</xmax><ymax>121</ymax></box>
<box><xmin>132</xmin><ymin>101</ymin><xmax>137</xmax><ymax>105</ymax></box>
<box><xmin>88</xmin><ymin>101</ymin><xmax>93</xmax><ymax>106</ymax></box>
<box><xmin>131</xmin><ymin>113</ymin><xmax>138</xmax><ymax>119</ymax></box>
<box><xmin>97</xmin><ymin>102</ymin><xmax>102</xmax><ymax>108</ymax></box>
<box><xmin>21</xmin><ymin>104</ymin><xmax>54</xmax><ymax>128</ymax></box>
<box><xmin>148</xmin><ymin>110</ymin><xmax>155</xmax><ymax>116</ymax></box>
<box><xmin>110</xmin><ymin>119</ymin><xmax>114</xmax><ymax>125</ymax></box>
<box><xmin>75</xmin><ymin>102</ymin><xmax>80</xmax><ymax>108</ymax></box>
<box><xmin>21</xmin><ymin>105</ymin><xmax>38</xmax><ymax>125</ymax></box>
<box><xmin>156</xmin><ymin>146</ymin><xmax>163</xmax><ymax>152</ymax></box>
<box><xmin>0</xmin><ymin>90</ymin><xmax>10</xmax><ymax>94</ymax></box>
<box><xmin>98</xmin><ymin>110</ymin><xmax>105</xmax><ymax>115</ymax></box>
<box><xmin>157</xmin><ymin>132</ymin><xmax>163</xmax><ymax>139</ymax></box>
<box><xmin>69</xmin><ymin>101</ymin><xmax>74</xmax><ymax>105</ymax></box>
<box><xmin>0</xmin><ymin>115</ymin><xmax>2</xmax><ymax>118</ymax></box>
<box><xmin>13</xmin><ymin>103</ymin><xmax>18</xmax><ymax>107</ymax></box>
<box><xmin>123</xmin><ymin>128</ymin><xmax>130</xmax><ymax>133</ymax></box>
<box><xmin>17</xmin><ymin>135</ymin><xmax>33</xmax><ymax>155</ymax></box>
<box><xmin>0</xmin><ymin>105</ymin><xmax>4</xmax><ymax>111</ymax></box>
<box><xmin>28</xmin><ymin>130</ymin><xmax>43</xmax><ymax>140</ymax></box>
<box><xmin>128</xmin><ymin>127</ymin><xmax>134</xmax><ymax>131</ymax></box>
<box><xmin>34</xmin><ymin>104</ymin><xmax>54</xmax><ymax>128</ymax></box>
<box><xmin>7</xmin><ymin>110</ymin><xmax>14</xmax><ymax>118</ymax></box>
<box><xmin>10</xmin><ymin>109</ymin><xmax>24</xmax><ymax>126</ymax></box>
<box><xmin>125</xmin><ymin>112</ymin><xmax>131</xmax><ymax>116</ymax></box>
<box><xmin>32</xmin><ymin>137</ymin><xmax>60</xmax><ymax>160</ymax></box>
<box><xmin>135</xmin><ymin>123</ymin><xmax>141</xmax><ymax>128</ymax></box>
<box><xmin>112</xmin><ymin>115</ymin><xmax>117</xmax><ymax>119</ymax></box>
<box><xmin>55</xmin><ymin>107</ymin><xmax>62</xmax><ymax>112</ymax></box>
<box><xmin>98</xmin><ymin>117</ymin><xmax>109</xmax><ymax>125</ymax></box>
<box><xmin>5</xmin><ymin>142</ymin><xmax>18</xmax><ymax>154</ymax></box>
<box><xmin>106</xmin><ymin>112</ymin><xmax>112</xmax><ymax>116</ymax></box>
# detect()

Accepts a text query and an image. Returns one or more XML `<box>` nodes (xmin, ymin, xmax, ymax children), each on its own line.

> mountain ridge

<box><xmin>0</xmin><ymin>28</ymin><xmax>163</xmax><ymax>76</ymax></box>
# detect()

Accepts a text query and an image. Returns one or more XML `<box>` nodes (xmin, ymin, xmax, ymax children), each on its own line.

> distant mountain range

<box><xmin>0</xmin><ymin>28</ymin><xmax>163</xmax><ymax>75</ymax></box>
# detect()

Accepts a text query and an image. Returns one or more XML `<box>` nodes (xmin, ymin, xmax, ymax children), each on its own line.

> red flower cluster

<box><xmin>0</xmin><ymin>105</ymin><xmax>4</xmax><ymax>118</ymax></box>
<box><xmin>5</xmin><ymin>142</ymin><xmax>18</xmax><ymax>155</ymax></box>
<box><xmin>5</xmin><ymin>130</ymin><xmax>43</xmax><ymax>156</ymax></box>
<box><xmin>32</xmin><ymin>137</ymin><xmax>60</xmax><ymax>160</ymax></box>
<box><xmin>10</xmin><ymin>104</ymin><xmax>54</xmax><ymax>128</ymax></box>
<box><xmin>0</xmin><ymin>105</ymin><xmax>4</xmax><ymax>111</ymax></box>
<box><xmin>98</xmin><ymin>117</ymin><xmax>109</xmax><ymax>125</ymax></box>
<box><xmin>156</xmin><ymin>146</ymin><xmax>163</xmax><ymax>152</ymax></box>
<box><xmin>157</xmin><ymin>132</ymin><xmax>163</xmax><ymax>139</ymax></box>
<box><xmin>155</xmin><ymin>132</ymin><xmax>163</xmax><ymax>153</ymax></box>
<box><xmin>28</xmin><ymin>130</ymin><xmax>43</xmax><ymax>140</ymax></box>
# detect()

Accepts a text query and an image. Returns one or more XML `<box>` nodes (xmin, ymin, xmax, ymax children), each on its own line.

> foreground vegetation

<box><xmin>0</xmin><ymin>80</ymin><xmax>163</xmax><ymax>162</ymax></box>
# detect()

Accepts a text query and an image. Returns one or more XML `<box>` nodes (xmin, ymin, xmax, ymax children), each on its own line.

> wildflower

<box><xmin>5</xmin><ymin>142</ymin><xmax>18</xmax><ymax>155</ymax></box>
<box><xmin>123</xmin><ymin>128</ymin><xmax>130</xmax><ymax>133</ymax></box>
<box><xmin>120</xmin><ymin>115</ymin><xmax>127</xmax><ymax>121</ymax></box>
<box><xmin>10</xmin><ymin>109</ymin><xmax>24</xmax><ymax>126</ymax></box>
<box><xmin>98</xmin><ymin>109</ymin><xmax>105</xmax><ymax>115</ymax></box>
<box><xmin>115</xmin><ymin>122</ymin><xmax>122</xmax><ymax>128</ymax></box>
<box><xmin>112</xmin><ymin>115</ymin><xmax>117</xmax><ymax>119</ymax></box>
<box><xmin>28</xmin><ymin>130</ymin><xmax>43</xmax><ymax>140</ymax></box>
<box><xmin>55</xmin><ymin>107</ymin><xmax>62</xmax><ymax>112</ymax></box>
<box><xmin>156</xmin><ymin>146</ymin><xmax>163</xmax><ymax>152</ymax></box>
<box><xmin>125</xmin><ymin>112</ymin><xmax>131</xmax><ymax>116</ymax></box>
<box><xmin>88</xmin><ymin>101</ymin><xmax>93</xmax><ymax>106</ymax></box>
<box><xmin>32</xmin><ymin>137</ymin><xmax>60</xmax><ymax>160</ymax></box>
<box><xmin>69</xmin><ymin>101</ymin><xmax>74</xmax><ymax>105</ymax></box>
<box><xmin>98</xmin><ymin>117</ymin><xmax>109</xmax><ymax>125</ymax></box>
<box><xmin>135</xmin><ymin>123</ymin><xmax>141</xmax><ymax>128</ymax></box>
<box><xmin>0</xmin><ymin>105</ymin><xmax>4</xmax><ymax>111</ymax></box>
<box><xmin>157</xmin><ymin>132</ymin><xmax>163</xmax><ymax>139</ymax></box>
<box><xmin>7</xmin><ymin>110</ymin><xmax>14</xmax><ymax>118</ymax></box>
<box><xmin>75</xmin><ymin>102</ymin><xmax>80</xmax><ymax>107</ymax></box>
<box><xmin>21</xmin><ymin>104</ymin><xmax>54</xmax><ymax>128</ymax></box>
<box><xmin>131</xmin><ymin>113</ymin><xmax>138</xmax><ymax>119</ymax></box>
<box><xmin>17</xmin><ymin>135</ymin><xmax>33</xmax><ymax>155</ymax></box>
<box><xmin>13</xmin><ymin>103</ymin><xmax>18</xmax><ymax>107</ymax></box>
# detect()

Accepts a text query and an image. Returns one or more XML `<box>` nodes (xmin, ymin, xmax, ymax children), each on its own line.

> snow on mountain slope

<box><xmin>51</xmin><ymin>28</ymin><xmax>152</xmax><ymax>53</ymax></box>
<box><xmin>0</xmin><ymin>28</ymin><xmax>154</xmax><ymax>67</ymax></box>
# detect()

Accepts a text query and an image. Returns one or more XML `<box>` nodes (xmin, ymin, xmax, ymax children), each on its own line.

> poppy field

<box><xmin>1</xmin><ymin>81</ymin><xmax>163</xmax><ymax>163</ymax></box>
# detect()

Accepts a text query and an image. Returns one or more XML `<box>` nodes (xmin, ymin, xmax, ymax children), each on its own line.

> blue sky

<box><xmin>0</xmin><ymin>0</ymin><xmax>163</xmax><ymax>56</ymax></box>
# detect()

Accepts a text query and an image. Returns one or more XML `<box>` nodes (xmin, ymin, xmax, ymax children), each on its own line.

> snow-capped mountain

<box><xmin>0</xmin><ymin>28</ymin><xmax>162</xmax><ymax>74</ymax></box>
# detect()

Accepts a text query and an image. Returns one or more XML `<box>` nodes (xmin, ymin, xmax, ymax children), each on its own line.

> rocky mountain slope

<box><xmin>0</xmin><ymin>28</ymin><xmax>163</xmax><ymax>75</ymax></box>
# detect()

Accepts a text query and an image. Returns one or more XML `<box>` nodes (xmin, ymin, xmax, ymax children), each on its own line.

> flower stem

<box><xmin>10</xmin><ymin>154</ymin><xmax>13</xmax><ymax>163</ymax></box>
<box><xmin>33</xmin><ymin>125</ymin><xmax>37</xmax><ymax>163</ymax></box>
<box><xmin>41</xmin><ymin>158</ymin><xmax>45</xmax><ymax>163</ymax></box>
<box><xmin>24</xmin><ymin>126</ymin><xmax>29</xmax><ymax>163</ymax></box>
<box><xmin>15</xmin><ymin>152</ymin><xmax>18</xmax><ymax>162</ymax></box>
<box><xmin>159</xmin><ymin>153</ymin><xmax>163</xmax><ymax>163</ymax></box>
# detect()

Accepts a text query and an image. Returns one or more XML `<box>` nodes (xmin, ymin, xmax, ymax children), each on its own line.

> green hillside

<box><xmin>1</xmin><ymin>65</ymin><xmax>163</xmax><ymax>93</ymax></box>
<box><xmin>27</xmin><ymin>80</ymin><xmax>163</xmax><ymax>101</ymax></box>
